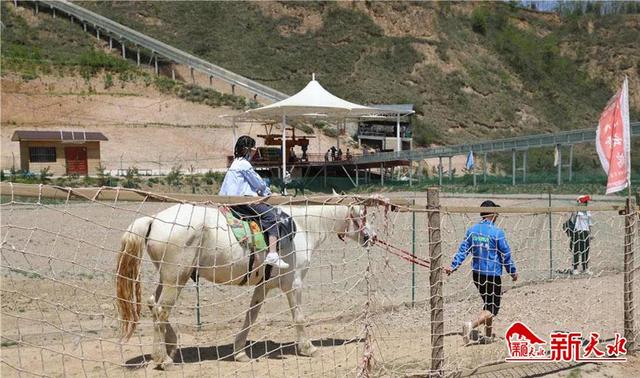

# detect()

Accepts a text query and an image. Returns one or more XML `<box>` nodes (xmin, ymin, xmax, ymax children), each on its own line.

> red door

<box><xmin>65</xmin><ymin>147</ymin><xmax>88</xmax><ymax>175</ymax></box>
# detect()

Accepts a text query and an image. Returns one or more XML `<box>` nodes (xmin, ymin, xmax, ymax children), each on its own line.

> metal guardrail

<box><xmin>355</xmin><ymin>122</ymin><xmax>640</xmax><ymax>164</ymax></box>
<box><xmin>37</xmin><ymin>0</ymin><xmax>289</xmax><ymax>102</ymax></box>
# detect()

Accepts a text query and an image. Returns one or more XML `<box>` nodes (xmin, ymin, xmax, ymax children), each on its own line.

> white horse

<box><xmin>116</xmin><ymin>201</ymin><xmax>375</xmax><ymax>368</ymax></box>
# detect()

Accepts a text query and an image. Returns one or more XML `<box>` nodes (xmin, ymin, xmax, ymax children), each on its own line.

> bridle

<box><xmin>336</xmin><ymin>200</ymin><xmax>430</xmax><ymax>268</ymax></box>
<box><xmin>337</xmin><ymin>206</ymin><xmax>371</xmax><ymax>245</ymax></box>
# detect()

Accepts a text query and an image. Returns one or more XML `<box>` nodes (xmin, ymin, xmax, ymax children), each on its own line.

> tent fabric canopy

<box><xmin>235</xmin><ymin>78</ymin><xmax>397</xmax><ymax>121</ymax></box>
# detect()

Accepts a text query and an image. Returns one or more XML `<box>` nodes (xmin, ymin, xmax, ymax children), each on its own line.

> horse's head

<box><xmin>337</xmin><ymin>205</ymin><xmax>376</xmax><ymax>248</ymax></box>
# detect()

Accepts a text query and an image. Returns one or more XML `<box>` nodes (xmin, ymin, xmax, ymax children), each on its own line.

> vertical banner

<box><xmin>596</xmin><ymin>77</ymin><xmax>631</xmax><ymax>194</ymax></box>
<box><xmin>465</xmin><ymin>150</ymin><xmax>474</xmax><ymax>170</ymax></box>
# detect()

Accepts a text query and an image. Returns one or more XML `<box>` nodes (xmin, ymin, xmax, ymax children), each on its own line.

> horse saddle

<box><xmin>218</xmin><ymin>206</ymin><xmax>296</xmax><ymax>285</ymax></box>
<box><xmin>219</xmin><ymin>206</ymin><xmax>268</xmax><ymax>252</ymax></box>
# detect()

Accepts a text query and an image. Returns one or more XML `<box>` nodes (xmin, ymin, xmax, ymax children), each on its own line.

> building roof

<box><xmin>359</xmin><ymin>104</ymin><xmax>415</xmax><ymax>122</ymax></box>
<box><xmin>11</xmin><ymin>130</ymin><xmax>108</xmax><ymax>142</ymax></box>
<box><xmin>367</xmin><ymin>104</ymin><xmax>414</xmax><ymax>114</ymax></box>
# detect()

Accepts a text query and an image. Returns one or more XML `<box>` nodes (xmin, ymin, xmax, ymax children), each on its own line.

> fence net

<box><xmin>0</xmin><ymin>184</ymin><xmax>636</xmax><ymax>377</ymax></box>
<box><xmin>439</xmin><ymin>201</ymin><xmax>634</xmax><ymax>375</ymax></box>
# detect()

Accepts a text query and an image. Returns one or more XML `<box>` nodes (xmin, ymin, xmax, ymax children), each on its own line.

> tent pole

<box><xmin>336</xmin><ymin>120</ymin><xmax>342</xmax><ymax>150</ymax></box>
<box><xmin>282</xmin><ymin>114</ymin><xmax>287</xmax><ymax>181</ymax></box>
<box><xmin>232</xmin><ymin>118</ymin><xmax>237</xmax><ymax>147</ymax></box>
<box><xmin>396</xmin><ymin>113</ymin><xmax>401</xmax><ymax>152</ymax></box>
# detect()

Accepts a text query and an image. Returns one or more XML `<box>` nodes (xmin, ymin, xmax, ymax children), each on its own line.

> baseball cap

<box><xmin>577</xmin><ymin>195</ymin><xmax>591</xmax><ymax>204</ymax></box>
<box><xmin>480</xmin><ymin>200</ymin><xmax>500</xmax><ymax>217</ymax></box>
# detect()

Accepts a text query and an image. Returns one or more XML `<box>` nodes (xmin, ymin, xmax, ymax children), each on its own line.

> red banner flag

<box><xmin>596</xmin><ymin>77</ymin><xmax>630</xmax><ymax>194</ymax></box>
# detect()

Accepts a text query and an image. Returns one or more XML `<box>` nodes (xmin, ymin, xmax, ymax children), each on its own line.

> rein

<box><xmin>373</xmin><ymin>200</ymin><xmax>430</xmax><ymax>269</ymax></box>
<box><xmin>374</xmin><ymin>237</ymin><xmax>430</xmax><ymax>268</ymax></box>
<box><xmin>336</xmin><ymin>204</ymin><xmax>429</xmax><ymax>268</ymax></box>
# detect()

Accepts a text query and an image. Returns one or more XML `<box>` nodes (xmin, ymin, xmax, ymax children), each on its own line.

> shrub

<box><xmin>323</xmin><ymin>128</ymin><xmax>339</xmax><ymax>138</ymax></box>
<box><xmin>122</xmin><ymin>167</ymin><xmax>141</xmax><ymax>189</ymax></box>
<box><xmin>154</xmin><ymin>76</ymin><xmax>177</xmax><ymax>93</ymax></box>
<box><xmin>38</xmin><ymin>167</ymin><xmax>52</xmax><ymax>184</ymax></box>
<box><xmin>294</xmin><ymin>122</ymin><xmax>314</xmax><ymax>134</ymax></box>
<box><xmin>95</xmin><ymin>163</ymin><xmax>114</xmax><ymax>187</ymax></box>
<box><xmin>166</xmin><ymin>165</ymin><xmax>183</xmax><ymax>188</ymax></box>
<box><xmin>413</xmin><ymin>120</ymin><xmax>443</xmax><ymax>146</ymax></box>
<box><xmin>104</xmin><ymin>73</ymin><xmax>114</xmax><ymax>89</ymax></box>
<box><xmin>203</xmin><ymin>169</ymin><xmax>224</xmax><ymax>185</ymax></box>
<box><xmin>77</xmin><ymin>50</ymin><xmax>130</xmax><ymax>81</ymax></box>
<box><xmin>471</xmin><ymin>7</ymin><xmax>489</xmax><ymax>35</ymax></box>
<box><xmin>82</xmin><ymin>175</ymin><xmax>96</xmax><ymax>186</ymax></box>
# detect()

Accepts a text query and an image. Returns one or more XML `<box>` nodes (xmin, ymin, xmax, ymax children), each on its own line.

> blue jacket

<box><xmin>450</xmin><ymin>219</ymin><xmax>516</xmax><ymax>277</ymax></box>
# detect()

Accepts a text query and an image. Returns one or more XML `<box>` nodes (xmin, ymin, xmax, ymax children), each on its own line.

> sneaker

<box><xmin>264</xmin><ymin>253</ymin><xmax>289</xmax><ymax>269</ymax></box>
<box><xmin>583</xmin><ymin>269</ymin><xmax>593</xmax><ymax>276</ymax></box>
<box><xmin>462</xmin><ymin>322</ymin><xmax>472</xmax><ymax>344</ymax></box>
<box><xmin>572</xmin><ymin>269</ymin><xmax>580</xmax><ymax>275</ymax></box>
<box><xmin>478</xmin><ymin>335</ymin><xmax>495</xmax><ymax>344</ymax></box>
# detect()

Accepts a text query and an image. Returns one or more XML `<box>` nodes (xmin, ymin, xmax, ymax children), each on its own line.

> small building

<box><xmin>357</xmin><ymin>104</ymin><xmax>414</xmax><ymax>152</ymax></box>
<box><xmin>11</xmin><ymin>130</ymin><xmax>108</xmax><ymax>176</ymax></box>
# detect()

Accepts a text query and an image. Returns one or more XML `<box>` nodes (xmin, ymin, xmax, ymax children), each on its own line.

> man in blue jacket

<box><xmin>444</xmin><ymin>200</ymin><xmax>518</xmax><ymax>344</ymax></box>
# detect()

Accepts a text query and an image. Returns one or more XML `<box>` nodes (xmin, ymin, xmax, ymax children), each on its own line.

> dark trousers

<box><xmin>571</xmin><ymin>230</ymin><xmax>590</xmax><ymax>270</ymax></box>
<box><xmin>231</xmin><ymin>204</ymin><xmax>279</xmax><ymax>239</ymax></box>
<box><xmin>472</xmin><ymin>271</ymin><xmax>502</xmax><ymax>316</ymax></box>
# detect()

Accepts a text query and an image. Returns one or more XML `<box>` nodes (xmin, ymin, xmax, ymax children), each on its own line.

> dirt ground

<box><xmin>1</xmin><ymin>193</ymin><xmax>637</xmax><ymax>377</ymax></box>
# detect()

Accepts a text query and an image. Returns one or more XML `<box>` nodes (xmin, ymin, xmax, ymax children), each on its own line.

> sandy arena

<box><xmin>1</xmin><ymin>193</ymin><xmax>637</xmax><ymax>377</ymax></box>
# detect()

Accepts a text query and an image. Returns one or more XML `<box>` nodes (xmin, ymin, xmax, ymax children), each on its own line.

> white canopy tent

<box><xmin>231</xmin><ymin>75</ymin><xmax>412</xmax><ymax>181</ymax></box>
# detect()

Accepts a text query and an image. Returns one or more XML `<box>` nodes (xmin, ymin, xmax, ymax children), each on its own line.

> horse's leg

<box><xmin>285</xmin><ymin>274</ymin><xmax>316</xmax><ymax>356</ymax></box>
<box><xmin>151</xmin><ymin>274</ymin><xmax>187</xmax><ymax>369</ymax></box>
<box><xmin>145</xmin><ymin>283</ymin><xmax>179</xmax><ymax>362</ymax></box>
<box><xmin>147</xmin><ymin>284</ymin><xmax>162</xmax><ymax>313</ymax></box>
<box><xmin>233</xmin><ymin>285</ymin><xmax>268</xmax><ymax>362</ymax></box>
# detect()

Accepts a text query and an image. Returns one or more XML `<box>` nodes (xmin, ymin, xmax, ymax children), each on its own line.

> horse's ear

<box><xmin>332</xmin><ymin>189</ymin><xmax>339</xmax><ymax>196</ymax></box>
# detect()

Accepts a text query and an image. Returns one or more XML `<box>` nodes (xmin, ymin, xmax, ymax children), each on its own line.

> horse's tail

<box><xmin>116</xmin><ymin>216</ymin><xmax>153</xmax><ymax>341</ymax></box>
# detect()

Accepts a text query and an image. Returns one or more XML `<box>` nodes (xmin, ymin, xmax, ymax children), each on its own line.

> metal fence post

<box><xmin>624</xmin><ymin>196</ymin><xmax>635</xmax><ymax>350</ymax></box>
<box><xmin>195</xmin><ymin>274</ymin><xmax>202</xmax><ymax>329</ymax></box>
<box><xmin>427</xmin><ymin>188</ymin><xmax>444</xmax><ymax>376</ymax></box>
<box><xmin>548</xmin><ymin>188</ymin><xmax>553</xmax><ymax>279</ymax></box>
<box><xmin>512</xmin><ymin>148</ymin><xmax>516</xmax><ymax>186</ymax></box>
<box><xmin>412</xmin><ymin>199</ymin><xmax>416</xmax><ymax>307</ymax></box>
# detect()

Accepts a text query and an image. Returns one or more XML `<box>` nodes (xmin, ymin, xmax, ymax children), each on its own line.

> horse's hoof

<box><xmin>234</xmin><ymin>351</ymin><xmax>250</xmax><ymax>362</ymax></box>
<box><xmin>299</xmin><ymin>343</ymin><xmax>317</xmax><ymax>357</ymax></box>
<box><xmin>154</xmin><ymin>356</ymin><xmax>173</xmax><ymax>370</ymax></box>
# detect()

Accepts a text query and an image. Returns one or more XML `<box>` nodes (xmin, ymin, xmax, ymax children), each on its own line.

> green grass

<box><xmin>79</xmin><ymin>1</ymin><xmax>423</xmax><ymax>103</ymax></box>
<box><xmin>1</xmin><ymin>2</ymin><xmax>126</xmax><ymax>78</ymax></box>
<box><xmin>489</xmin><ymin>139</ymin><xmax>640</xmax><ymax>178</ymax></box>
<box><xmin>1</xmin><ymin>2</ymin><xmax>251</xmax><ymax>110</ymax></box>
<box><xmin>8</xmin><ymin>267</ymin><xmax>42</xmax><ymax>279</ymax></box>
<box><xmin>303</xmin><ymin>172</ymin><xmax>637</xmax><ymax>196</ymax></box>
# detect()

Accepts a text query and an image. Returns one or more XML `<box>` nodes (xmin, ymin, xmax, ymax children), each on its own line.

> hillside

<box><xmin>75</xmin><ymin>1</ymin><xmax>639</xmax><ymax>146</ymax></box>
<box><xmin>2</xmin><ymin>1</ymin><xmax>639</xmax><ymax>178</ymax></box>
<box><xmin>0</xmin><ymin>3</ymin><xmax>349</xmax><ymax>173</ymax></box>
